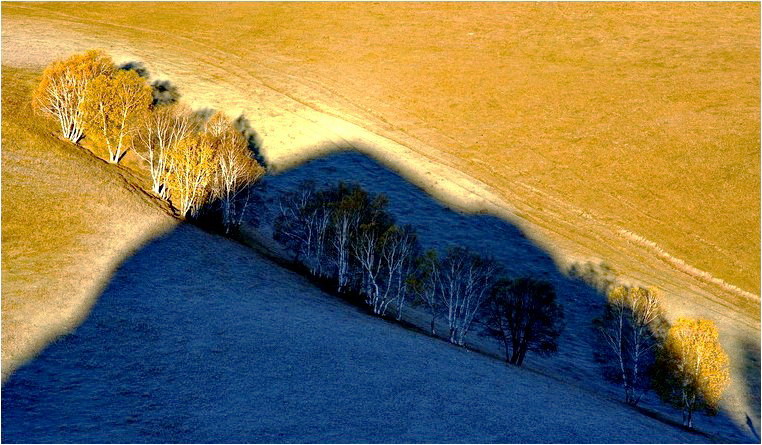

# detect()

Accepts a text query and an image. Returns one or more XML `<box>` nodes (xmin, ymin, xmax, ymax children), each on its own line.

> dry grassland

<box><xmin>8</xmin><ymin>2</ymin><xmax>757</xmax><ymax>294</ymax></box>
<box><xmin>1</xmin><ymin>66</ymin><xmax>175</xmax><ymax>380</ymax></box>
<box><xmin>1</xmin><ymin>2</ymin><xmax>759</xmax><ymax>429</ymax></box>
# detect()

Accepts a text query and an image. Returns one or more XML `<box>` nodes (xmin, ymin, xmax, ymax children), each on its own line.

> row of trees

<box><xmin>274</xmin><ymin>181</ymin><xmax>565</xmax><ymax>363</ymax></box>
<box><xmin>137</xmin><ymin>107</ymin><xmax>264</xmax><ymax>226</ymax></box>
<box><xmin>34</xmin><ymin>49</ymin><xmax>730</xmax><ymax>431</ymax></box>
<box><xmin>277</xmin><ymin>181</ymin><xmax>730</xmax><ymax>428</ymax></box>
<box><xmin>593</xmin><ymin>285</ymin><xmax>730</xmax><ymax>427</ymax></box>
<box><xmin>33</xmin><ymin>50</ymin><xmax>265</xmax><ymax>229</ymax></box>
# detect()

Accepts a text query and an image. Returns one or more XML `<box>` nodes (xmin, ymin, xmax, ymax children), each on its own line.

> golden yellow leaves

<box><xmin>165</xmin><ymin>132</ymin><xmax>218</xmax><ymax>217</ymax></box>
<box><xmin>32</xmin><ymin>50</ymin><xmax>115</xmax><ymax>143</ymax></box>
<box><xmin>163</xmin><ymin>112</ymin><xmax>265</xmax><ymax>219</ymax></box>
<box><xmin>80</xmin><ymin>70</ymin><xmax>153</xmax><ymax>163</ymax></box>
<box><xmin>654</xmin><ymin>317</ymin><xmax>731</xmax><ymax>427</ymax></box>
<box><xmin>33</xmin><ymin>49</ymin><xmax>153</xmax><ymax>163</ymax></box>
<box><xmin>665</xmin><ymin>318</ymin><xmax>730</xmax><ymax>407</ymax></box>
<box><xmin>33</xmin><ymin>50</ymin><xmax>266</xmax><ymax>224</ymax></box>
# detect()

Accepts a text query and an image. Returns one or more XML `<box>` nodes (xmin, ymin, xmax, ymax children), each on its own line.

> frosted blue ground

<box><xmin>3</xmin><ymin>151</ymin><xmax>754</xmax><ymax>442</ymax></box>
<box><xmin>3</xmin><ymin>223</ymin><xmax>707</xmax><ymax>443</ymax></box>
<box><xmin>250</xmin><ymin>151</ymin><xmax>756</xmax><ymax>442</ymax></box>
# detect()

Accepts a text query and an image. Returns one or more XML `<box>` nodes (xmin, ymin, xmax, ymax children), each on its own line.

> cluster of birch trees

<box><xmin>32</xmin><ymin>50</ymin><xmax>730</xmax><ymax>430</ymax></box>
<box><xmin>276</xmin><ymin>180</ymin><xmax>731</xmax><ymax>427</ymax></box>
<box><xmin>33</xmin><ymin>50</ymin><xmax>265</xmax><ymax>230</ymax></box>
<box><xmin>274</xmin><ymin>182</ymin><xmax>418</xmax><ymax>319</ymax></box>
<box><xmin>274</xmin><ymin>181</ymin><xmax>565</xmax><ymax>357</ymax></box>
<box><xmin>592</xmin><ymin>284</ymin><xmax>730</xmax><ymax>427</ymax></box>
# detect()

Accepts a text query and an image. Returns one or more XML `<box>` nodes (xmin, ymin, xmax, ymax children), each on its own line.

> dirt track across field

<box><xmin>2</xmin><ymin>3</ymin><xmax>758</xmax><ymax>437</ymax></box>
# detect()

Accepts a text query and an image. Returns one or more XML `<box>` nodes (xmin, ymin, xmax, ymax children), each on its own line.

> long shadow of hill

<box><xmin>244</xmin><ymin>148</ymin><xmax>758</xmax><ymax>441</ymax></box>
<box><xmin>1</xmin><ymin>148</ymin><xmax>754</xmax><ymax>443</ymax></box>
<box><xmin>1</xmin><ymin>225</ymin><xmax>710</xmax><ymax>444</ymax></box>
<box><xmin>247</xmin><ymin>150</ymin><xmax>604</xmax><ymax>378</ymax></box>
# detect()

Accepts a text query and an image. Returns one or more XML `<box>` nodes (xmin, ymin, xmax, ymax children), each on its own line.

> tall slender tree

<box><xmin>135</xmin><ymin>104</ymin><xmax>196</xmax><ymax>198</ymax></box>
<box><xmin>274</xmin><ymin>181</ymin><xmax>329</xmax><ymax>273</ymax></box>
<box><xmin>165</xmin><ymin>132</ymin><xmax>218</xmax><ymax>217</ymax></box>
<box><xmin>208</xmin><ymin>114</ymin><xmax>265</xmax><ymax>231</ymax></box>
<box><xmin>409</xmin><ymin>249</ymin><xmax>442</xmax><ymax>335</ymax></box>
<box><xmin>594</xmin><ymin>285</ymin><xmax>665</xmax><ymax>405</ymax></box>
<box><xmin>439</xmin><ymin>247</ymin><xmax>500</xmax><ymax>346</ymax></box>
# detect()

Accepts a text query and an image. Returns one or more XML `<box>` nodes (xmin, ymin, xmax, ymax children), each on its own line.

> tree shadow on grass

<box><xmin>738</xmin><ymin>335</ymin><xmax>761</xmax><ymax>441</ymax></box>
<box><xmin>119</xmin><ymin>61</ymin><xmax>180</xmax><ymax>107</ymax></box>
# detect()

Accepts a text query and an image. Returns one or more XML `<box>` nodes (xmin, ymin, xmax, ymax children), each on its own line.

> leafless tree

<box><xmin>439</xmin><ymin>247</ymin><xmax>501</xmax><ymax>345</ymax></box>
<box><xmin>382</xmin><ymin>225</ymin><xmax>418</xmax><ymax>320</ymax></box>
<box><xmin>274</xmin><ymin>182</ymin><xmax>331</xmax><ymax>276</ymax></box>
<box><xmin>595</xmin><ymin>286</ymin><xmax>664</xmax><ymax>405</ymax></box>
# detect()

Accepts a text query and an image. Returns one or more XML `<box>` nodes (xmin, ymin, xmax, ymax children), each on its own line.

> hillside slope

<box><xmin>1</xmin><ymin>66</ymin><xmax>176</xmax><ymax>380</ymax></box>
<box><xmin>246</xmin><ymin>151</ymin><xmax>759</xmax><ymax>442</ymax></box>
<box><xmin>0</xmin><ymin>65</ymin><xmax>752</xmax><ymax>443</ymax></box>
<box><xmin>2</xmin><ymin>223</ymin><xmax>708</xmax><ymax>443</ymax></box>
<box><xmin>2</xmin><ymin>4</ymin><xmax>760</xmax><ymax>440</ymax></box>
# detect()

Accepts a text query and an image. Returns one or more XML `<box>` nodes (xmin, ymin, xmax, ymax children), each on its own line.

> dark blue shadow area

<box><xmin>250</xmin><ymin>151</ymin><xmax>609</xmax><ymax>379</ymax></box>
<box><xmin>1</xmin><ymin>150</ymin><xmax>749</xmax><ymax>443</ymax></box>
<box><xmin>2</xmin><ymin>223</ymin><xmax>710</xmax><ymax>444</ymax></box>
<box><xmin>245</xmin><ymin>150</ymin><xmax>754</xmax><ymax>442</ymax></box>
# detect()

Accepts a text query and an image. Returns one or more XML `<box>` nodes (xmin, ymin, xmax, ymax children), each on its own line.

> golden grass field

<box><xmin>1</xmin><ymin>66</ymin><xmax>176</xmax><ymax>380</ymax></box>
<box><xmin>6</xmin><ymin>2</ymin><xmax>758</xmax><ymax>295</ymax></box>
<box><xmin>1</xmin><ymin>2</ymin><xmax>759</xmax><ymax>432</ymax></box>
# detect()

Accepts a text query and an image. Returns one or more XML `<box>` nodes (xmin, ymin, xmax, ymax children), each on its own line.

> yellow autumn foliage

<box><xmin>135</xmin><ymin>103</ymin><xmax>197</xmax><ymax>198</ymax></box>
<box><xmin>165</xmin><ymin>132</ymin><xmax>219</xmax><ymax>217</ymax></box>
<box><xmin>32</xmin><ymin>50</ymin><xmax>115</xmax><ymax>143</ymax></box>
<box><xmin>209</xmin><ymin>115</ymin><xmax>266</xmax><ymax>230</ymax></box>
<box><xmin>80</xmin><ymin>70</ymin><xmax>153</xmax><ymax>163</ymax></box>
<box><xmin>655</xmin><ymin>317</ymin><xmax>730</xmax><ymax>427</ymax></box>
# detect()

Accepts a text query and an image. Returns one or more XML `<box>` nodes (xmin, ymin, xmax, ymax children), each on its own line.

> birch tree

<box><xmin>353</xmin><ymin>225</ymin><xmax>386</xmax><ymax>312</ymax></box>
<box><xmin>653</xmin><ymin>318</ymin><xmax>730</xmax><ymax>428</ymax></box>
<box><xmin>209</xmin><ymin>115</ymin><xmax>265</xmax><ymax>231</ymax></box>
<box><xmin>352</xmin><ymin>224</ymin><xmax>419</xmax><ymax>317</ymax></box>
<box><xmin>594</xmin><ymin>286</ymin><xmax>665</xmax><ymax>405</ymax></box>
<box><xmin>382</xmin><ymin>225</ymin><xmax>418</xmax><ymax>320</ymax></box>
<box><xmin>80</xmin><ymin>70</ymin><xmax>153</xmax><ymax>163</ymax></box>
<box><xmin>327</xmin><ymin>184</ymin><xmax>388</xmax><ymax>293</ymax></box>
<box><xmin>409</xmin><ymin>250</ymin><xmax>442</xmax><ymax>335</ymax></box>
<box><xmin>484</xmin><ymin>277</ymin><xmax>564</xmax><ymax>366</ymax></box>
<box><xmin>274</xmin><ymin>182</ymin><xmax>331</xmax><ymax>276</ymax></box>
<box><xmin>274</xmin><ymin>182</ymin><xmax>317</xmax><ymax>262</ymax></box>
<box><xmin>33</xmin><ymin>50</ymin><xmax>115</xmax><ymax>143</ymax></box>
<box><xmin>165</xmin><ymin>132</ymin><xmax>218</xmax><ymax>217</ymax></box>
<box><xmin>135</xmin><ymin>104</ymin><xmax>196</xmax><ymax>198</ymax></box>
<box><xmin>331</xmin><ymin>201</ymin><xmax>361</xmax><ymax>293</ymax></box>
<box><xmin>439</xmin><ymin>247</ymin><xmax>500</xmax><ymax>345</ymax></box>
<box><xmin>204</xmin><ymin>111</ymin><xmax>231</xmax><ymax>138</ymax></box>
